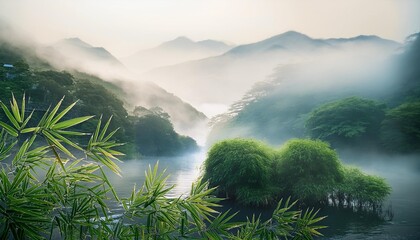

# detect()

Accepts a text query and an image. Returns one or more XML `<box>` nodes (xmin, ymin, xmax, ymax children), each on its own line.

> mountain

<box><xmin>38</xmin><ymin>37</ymin><xmax>127</xmax><ymax>80</ymax></box>
<box><xmin>0</xmin><ymin>36</ymin><xmax>202</xmax><ymax>156</ymax></box>
<box><xmin>122</xmin><ymin>36</ymin><xmax>233</xmax><ymax>74</ymax></box>
<box><xmin>226</xmin><ymin>31</ymin><xmax>331</xmax><ymax>56</ymax></box>
<box><xmin>65</xmin><ymin>63</ymin><xmax>208</xmax><ymax>143</ymax></box>
<box><xmin>39</xmin><ymin>37</ymin><xmax>209</xmax><ymax>139</ymax></box>
<box><xmin>52</xmin><ymin>38</ymin><xmax>124</xmax><ymax>66</ymax></box>
<box><xmin>123</xmin><ymin>81</ymin><xmax>208</xmax><ymax>143</ymax></box>
<box><xmin>207</xmin><ymin>34</ymin><xmax>409</xmax><ymax>147</ymax></box>
<box><xmin>0</xmin><ymin>33</ymin><xmax>208</xmax><ymax>145</ymax></box>
<box><xmin>144</xmin><ymin>31</ymin><xmax>401</xmax><ymax>111</ymax></box>
<box><xmin>325</xmin><ymin>35</ymin><xmax>400</xmax><ymax>48</ymax></box>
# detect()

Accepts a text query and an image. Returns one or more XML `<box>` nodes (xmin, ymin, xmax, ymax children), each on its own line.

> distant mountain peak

<box><xmin>226</xmin><ymin>30</ymin><xmax>324</xmax><ymax>55</ymax></box>
<box><xmin>280</xmin><ymin>30</ymin><xmax>308</xmax><ymax>37</ymax></box>
<box><xmin>57</xmin><ymin>37</ymin><xmax>93</xmax><ymax>48</ymax></box>
<box><xmin>159</xmin><ymin>36</ymin><xmax>195</xmax><ymax>49</ymax></box>
<box><xmin>267</xmin><ymin>31</ymin><xmax>313</xmax><ymax>42</ymax></box>
<box><xmin>325</xmin><ymin>35</ymin><xmax>401</xmax><ymax>48</ymax></box>
<box><xmin>173</xmin><ymin>36</ymin><xmax>193</xmax><ymax>42</ymax></box>
<box><xmin>353</xmin><ymin>35</ymin><xmax>381</xmax><ymax>40</ymax></box>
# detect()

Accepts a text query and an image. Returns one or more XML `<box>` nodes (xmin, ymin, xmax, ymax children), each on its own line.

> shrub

<box><xmin>275</xmin><ymin>139</ymin><xmax>343</xmax><ymax>204</ymax></box>
<box><xmin>202</xmin><ymin>138</ymin><xmax>276</xmax><ymax>205</ymax></box>
<box><xmin>381</xmin><ymin>101</ymin><xmax>420</xmax><ymax>152</ymax></box>
<box><xmin>203</xmin><ymin>138</ymin><xmax>391</xmax><ymax>210</ymax></box>
<box><xmin>0</xmin><ymin>95</ymin><xmax>325</xmax><ymax>239</ymax></box>
<box><xmin>306</xmin><ymin>97</ymin><xmax>386</xmax><ymax>147</ymax></box>
<box><xmin>335</xmin><ymin>166</ymin><xmax>391</xmax><ymax>210</ymax></box>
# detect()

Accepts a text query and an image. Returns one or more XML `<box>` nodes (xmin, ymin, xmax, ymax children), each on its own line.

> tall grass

<box><xmin>0</xmin><ymin>95</ymin><xmax>325</xmax><ymax>239</ymax></box>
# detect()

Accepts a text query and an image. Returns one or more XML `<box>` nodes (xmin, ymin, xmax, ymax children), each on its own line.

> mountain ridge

<box><xmin>52</xmin><ymin>37</ymin><xmax>124</xmax><ymax>67</ymax></box>
<box><xmin>122</xmin><ymin>36</ymin><xmax>234</xmax><ymax>74</ymax></box>
<box><xmin>144</xmin><ymin>31</ymin><xmax>402</xmax><ymax>109</ymax></box>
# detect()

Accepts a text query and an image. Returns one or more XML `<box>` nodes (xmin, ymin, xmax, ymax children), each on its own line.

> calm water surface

<box><xmin>107</xmin><ymin>151</ymin><xmax>420</xmax><ymax>239</ymax></box>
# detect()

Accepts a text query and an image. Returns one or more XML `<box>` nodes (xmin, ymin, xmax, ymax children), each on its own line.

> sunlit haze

<box><xmin>0</xmin><ymin>0</ymin><xmax>419</xmax><ymax>57</ymax></box>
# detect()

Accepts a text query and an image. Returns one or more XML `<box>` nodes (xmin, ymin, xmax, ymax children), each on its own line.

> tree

<box><xmin>37</xmin><ymin>70</ymin><xmax>74</xmax><ymax>86</ymax></box>
<box><xmin>202</xmin><ymin>138</ymin><xmax>277</xmax><ymax>206</ymax></box>
<box><xmin>381</xmin><ymin>101</ymin><xmax>420</xmax><ymax>152</ymax></box>
<box><xmin>133</xmin><ymin>113</ymin><xmax>198</xmax><ymax>156</ymax></box>
<box><xmin>305</xmin><ymin>97</ymin><xmax>386</xmax><ymax>148</ymax></box>
<box><xmin>275</xmin><ymin>139</ymin><xmax>343</xmax><ymax>204</ymax></box>
<box><xmin>0</xmin><ymin>95</ymin><xmax>325</xmax><ymax>239</ymax></box>
<box><xmin>334</xmin><ymin>166</ymin><xmax>391</xmax><ymax>210</ymax></box>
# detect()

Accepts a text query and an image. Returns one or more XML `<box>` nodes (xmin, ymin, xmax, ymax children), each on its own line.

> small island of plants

<box><xmin>0</xmin><ymin>95</ymin><xmax>325</xmax><ymax>239</ymax></box>
<box><xmin>203</xmin><ymin>138</ymin><xmax>391</xmax><ymax>209</ymax></box>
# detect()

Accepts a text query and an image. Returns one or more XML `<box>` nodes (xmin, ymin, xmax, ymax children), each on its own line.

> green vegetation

<box><xmin>0</xmin><ymin>61</ymin><xmax>197</xmax><ymax>157</ymax></box>
<box><xmin>304</xmin><ymin>96</ymin><xmax>420</xmax><ymax>153</ymax></box>
<box><xmin>381</xmin><ymin>101</ymin><xmax>420</xmax><ymax>152</ymax></box>
<box><xmin>333</xmin><ymin>167</ymin><xmax>391</xmax><ymax>210</ymax></box>
<box><xmin>275</xmin><ymin>139</ymin><xmax>343</xmax><ymax>204</ymax></box>
<box><xmin>203</xmin><ymin>139</ymin><xmax>277</xmax><ymax>206</ymax></box>
<box><xmin>209</xmin><ymin>35</ymin><xmax>420</xmax><ymax>155</ymax></box>
<box><xmin>0</xmin><ymin>95</ymin><xmax>325</xmax><ymax>239</ymax></box>
<box><xmin>305</xmin><ymin>97</ymin><xmax>386</xmax><ymax>147</ymax></box>
<box><xmin>132</xmin><ymin>113</ymin><xmax>198</xmax><ymax>156</ymax></box>
<box><xmin>203</xmin><ymin>138</ymin><xmax>390</xmax><ymax>208</ymax></box>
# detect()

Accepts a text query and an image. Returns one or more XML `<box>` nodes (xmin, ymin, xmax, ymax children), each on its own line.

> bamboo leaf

<box><xmin>21</xmin><ymin>109</ymin><xmax>34</xmax><ymax>129</ymax></box>
<box><xmin>102</xmin><ymin>127</ymin><xmax>120</xmax><ymax>142</ymax></box>
<box><xmin>99</xmin><ymin>167</ymin><xmax>120</xmax><ymax>201</ymax></box>
<box><xmin>10</xmin><ymin>93</ymin><xmax>22</xmax><ymax>123</ymax></box>
<box><xmin>93</xmin><ymin>115</ymin><xmax>102</xmax><ymax>143</ymax></box>
<box><xmin>0</xmin><ymin>101</ymin><xmax>20</xmax><ymax>129</ymax></box>
<box><xmin>45</xmin><ymin>97</ymin><xmax>64</xmax><ymax>127</ymax></box>
<box><xmin>43</xmin><ymin>130</ymin><xmax>75</xmax><ymax>158</ymax></box>
<box><xmin>12</xmin><ymin>139</ymin><xmax>31</xmax><ymax>165</ymax></box>
<box><xmin>49</xmin><ymin>130</ymin><xmax>83</xmax><ymax>151</ymax></box>
<box><xmin>52</xmin><ymin>116</ymin><xmax>94</xmax><ymax>130</ymax></box>
<box><xmin>99</xmin><ymin>116</ymin><xmax>112</xmax><ymax>141</ymax></box>
<box><xmin>50</xmin><ymin>100</ymin><xmax>79</xmax><ymax>126</ymax></box>
<box><xmin>20</xmin><ymin>127</ymin><xmax>40</xmax><ymax>134</ymax></box>
<box><xmin>21</xmin><ymin>93</ymin><xmax>25</xmax><ymax>122</ymax></box>
<box><xmin>56</xmin><ymin>130</ymin><xmax>89</xmax><ymax>136</ymax></box>
<box><xmin>0</xmin><ymin>121</ymin><xmax>18</xmax><ymax>137</ymax></box>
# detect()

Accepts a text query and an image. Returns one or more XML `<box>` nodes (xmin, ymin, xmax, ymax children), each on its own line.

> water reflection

<box><xmin>105</xmin><ymin>151</ymin><xmax>420</xmax><ymax>239</ymax></box>
<box><xmin>105</xmin><ymin>151</ymin><xmax>205</xmax><ymax>198</ymax></box>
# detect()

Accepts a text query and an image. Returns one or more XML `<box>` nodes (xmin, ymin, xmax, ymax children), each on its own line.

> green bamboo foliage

<box><xmin>0</xmin><ymin>94</ymin><xmax>326</xmax><ymax>239</ymax></box>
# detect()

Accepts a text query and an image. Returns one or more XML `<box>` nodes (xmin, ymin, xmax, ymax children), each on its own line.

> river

<box><xmin>106</xmin><ymin>151</ymin><xmax>420</xmax><ymax>239</ymax></box>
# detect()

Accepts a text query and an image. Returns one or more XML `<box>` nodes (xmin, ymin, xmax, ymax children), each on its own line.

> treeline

<box><xmin>0</xmin><ymin>62</ymin><xmax>198</xmax><ymax>157</ymax></box>
<box><xmin>208</xmin><ymin>33</ymin><xmax>420</xmax><ymax>154</ymax></box>
<box><xmin>0</xmin><ymin>97</ymin><xmax>325</xmax><ymax>239</ymax></box>
<box><xmin>203</xmin><ymin>138</ymin><xmax>391</xmax><ymax>208</ymax></box>
<box><xmin>306</xmin><ymin>96</ymin><xmax>420</xmax><ymax>152</ymax></box>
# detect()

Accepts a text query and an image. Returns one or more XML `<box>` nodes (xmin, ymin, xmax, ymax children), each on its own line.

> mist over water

<box><xmin>321</xmin><ymin>152</ymin><xmax>420</xmax><ymax>240</ymax></box>
<box><xmin>1</xmin><ymin>10</ymin><xmax>420</xmax><ymax>238</ymax></box>
<box><xmin>104</xmin><ymin>151</ymin><xmax>207</xmax><ymax>198</ymax></box>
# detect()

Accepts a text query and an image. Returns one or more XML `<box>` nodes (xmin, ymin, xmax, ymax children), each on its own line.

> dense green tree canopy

<box><xmin>0</xmin><ymin>60</ymin><xmax>198</xmax><ymax>157</ymax></box>
<box><xmin>203</xmin><ymin>139</ymin><xmax>276</xmax><ymax>206</ymax></box>
<box><xmin>335</xmin><ymin>166</ymin><xmax>391</xmax><ymax>209</ymax></box>
<box><xmin>305</xmin><ymin>97</ymin><xmax>386</xmax><ymax>147</ymax></box>
<box><xmin>203</xmin><ymin>138</ymin><xmax>391</xmax><ymax>208</ymax></box>
<box><xmin>133</xmin><ymin>113</ymin><xmax>198</xmax><ymax>156</ymax></box>
<box><xmin>0</xmin><ymin>96</ymin><xmax>325</xmax><ymax>239</ymax></box>
<box><xmin>276</xmin><ymin>139</ymin><xmax>343</xmax><ymax>203</ymax></box>
<box><xmin>381</xmin><ymin>101</ymin><xmax>420</xmax><ymax>152</ymax></box>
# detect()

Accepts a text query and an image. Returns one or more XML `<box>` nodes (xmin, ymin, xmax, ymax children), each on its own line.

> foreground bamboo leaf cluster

<box><xmin>0</xmin><ymin>95</ymin><xmax>325</xmax><ymax>239</ymax></box>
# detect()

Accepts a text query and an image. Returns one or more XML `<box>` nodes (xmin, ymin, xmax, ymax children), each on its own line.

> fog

<box><xmin>1</xmin><ymin>3</ymin><xmax>420</xmax><ymax>238</ymax></box>
<box><xmin>204</xmin><ymin>35</ymin><xmax>406</xmax><ymax>147</ymax></box>
<box><xmin>143</xmin><ymin>33</ymin><xmax>401</xmax><ymax>116</ymax></box>
<box><xmin>1</xmin><ymin>0</ymin><xmax>418</xmax><ymax>56</ymax></box>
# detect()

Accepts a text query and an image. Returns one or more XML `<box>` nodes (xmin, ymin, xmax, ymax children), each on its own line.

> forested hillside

<box><xmin>0</xmin><ymin>41</ymin><xmax>198</xmax><ymax>157</ymax></box>
<box><xmin>208</xmin><ymin>33</ymin><xmax>420</xmax><ymax>153</ymax></box>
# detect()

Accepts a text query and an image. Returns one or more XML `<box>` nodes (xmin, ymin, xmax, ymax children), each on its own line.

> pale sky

<box><xmin>0</xmin><ymin>0</ymin><xmax>419</xmax><ymax>57</ymax></box>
